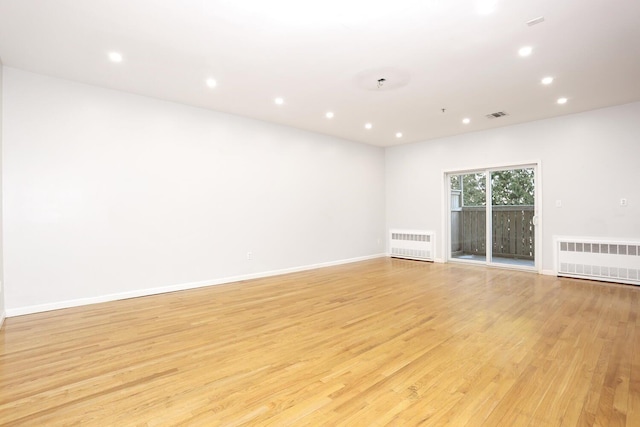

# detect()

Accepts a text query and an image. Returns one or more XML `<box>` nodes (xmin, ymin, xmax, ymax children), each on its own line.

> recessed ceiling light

<box><xmin>557</xmin><ymin>97</ymin><xmax>568</xmax><ymax>104</ymax></box>
<box><xmin>364</xmin><ymin>123</ymin><xmax>372</xmax><ymax>130</ymax></box>
<box><xmin>518</xmin><ymin>46</ymin><xmax>533</xmax><ymax>57</ymax></box>
<box><xmin>206</xmin><ymin>78</ymin><xmax>217</xmax><ymax>88</ymax></box>
<box><xmin>462</xmin><ymin>118</ymin><xmax>471</xmax><ymax>124</ymax></box>
<box><xmin>108</xmin><ymin>52</ymin><xmax>123</xmax><ymax>63</ymax></box>
<box><xmin>541</xmin><ymin>76</ymin><xmax>554</xmax><ymax>85</ymax></box>
<box><xmin>326</xmin><ymin>112</ymin><xmax>334</xmax><ymax>119</ymax></box>
<box><xmin>274</xmin><ymin>97</ymin><xmax>284</xmax><ymax>105</ymax></box>
<box><xmin>395</xmin><ymin>132</ymin><xmax>403</xmax><ymax>138</ymax></box>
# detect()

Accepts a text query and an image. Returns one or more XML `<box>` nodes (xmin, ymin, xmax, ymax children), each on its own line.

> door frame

<box><xmin>441</xmin><ymin>161</ymin><xmax>542</xmax><ymax>273</ymax></box>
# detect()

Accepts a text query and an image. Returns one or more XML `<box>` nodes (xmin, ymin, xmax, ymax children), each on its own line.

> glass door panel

<box><xmin>450</xmin><ymin>172</ymin><xmax>486</xmax><ymax>263</ymax></box>
<box><xmin>490</xmin><ymin>168</ymin><xmax>535</xmax><ymax>267</ymax></box>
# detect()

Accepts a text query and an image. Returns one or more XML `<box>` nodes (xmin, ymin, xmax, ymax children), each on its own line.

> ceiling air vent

<box><xmin>486</xmin><ymin>111</ymin><xmax>509</xmax><ymax>119</ymax></box>
<box><xmin>526</xmin><ymin>16</ymin><xmax>545</xmax><ymax>26</ymax></box>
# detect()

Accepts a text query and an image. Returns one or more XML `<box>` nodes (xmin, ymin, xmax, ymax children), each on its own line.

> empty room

<box><xmin>1</xmin><ymin>0</ymin><xmax>640</xmax><ymax>425</ymax></box>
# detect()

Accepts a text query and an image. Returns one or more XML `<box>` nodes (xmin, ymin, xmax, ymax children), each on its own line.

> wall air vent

<box><xmin>486</xmin><ymin>111</ymin><xmax>509</xmax><ymax>119</ymax></box>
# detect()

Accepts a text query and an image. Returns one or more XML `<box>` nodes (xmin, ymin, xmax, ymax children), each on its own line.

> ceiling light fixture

<box><xmin>395</xmin><ymin>132</ymin><xmax>403</xmax><ymax>138</ymax></box>
<box><xmin>206</xmin><ymin>78</ymin><xmax>217</xmax><ymax>88</ymax></box>
<box><xmin>541</xmin><ymin>76</ymin><xmax>554</xmax><ymax>85</ymax></box>
<box><xmin>108</xmin><ymin>52</ymin><xmax>123</xmax><ymax>63</ymax></box>
<box><xmin>518</xmin><ymin>46</ymin><xmax>533</xmax><ymax>57</ymax></box>
<box><xmin>557</xmin><ymin>97</ymin><xmax>568</xmax><ymax>104</ymax></box>
<box><xmin>274</xmin><ymin>97</ymin><xmax>284</xmax><ymax>105</ymax></box>
<box><xmin>462</xmin><ymin>118</ymin><xmax>471</xmax><ymax>124</ymax></box>
<box><xmin>325</xmin><ymin>112</ymin><xmax>334</xmax><ymax>119</ymax></box>
<box><xmin>365</xmin><ymin>123</ymin><xmax>372</xmax><ymax>130</ymax></box>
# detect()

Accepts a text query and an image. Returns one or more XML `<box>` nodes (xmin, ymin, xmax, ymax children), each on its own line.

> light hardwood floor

<box><xmin>1</xmin><ymin>258</ymin><xmax>639</xmax><ymax>426</ymax></box>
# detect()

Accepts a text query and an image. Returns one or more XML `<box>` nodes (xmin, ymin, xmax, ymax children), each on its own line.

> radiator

<box><xmin>390</xmin><ymin>229</ymin><xmax>435</xmax><ymax>261</ymax></box>
<box><xmin>555</xmin><ymin>236</ymin><xmax>640</xmax><ymax>286</ymax></box>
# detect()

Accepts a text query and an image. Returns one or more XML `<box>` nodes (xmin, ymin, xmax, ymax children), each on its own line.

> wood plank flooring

<box><xmin>1</xmin><ymin>258</ymin><xmax>640</xmax><ymax>426</ymax></box>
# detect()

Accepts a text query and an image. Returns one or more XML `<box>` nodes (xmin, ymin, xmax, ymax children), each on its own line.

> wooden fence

<box><xmin>452</xmin><ymin>205</ymin><xmax>534</xmax><ymax>260</ymax></box>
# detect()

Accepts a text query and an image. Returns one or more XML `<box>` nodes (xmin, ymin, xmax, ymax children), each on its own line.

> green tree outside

<box><xmin>451</xmin><ymin>169</ymin><xmax>534</xmax><ymax>206</ymax></box>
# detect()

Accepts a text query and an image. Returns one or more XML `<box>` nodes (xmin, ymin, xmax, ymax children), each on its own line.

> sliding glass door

<box><xmin>449</xmin><ymin>165</ymin><xmax>537</xmax><ymax>270</ymax></box>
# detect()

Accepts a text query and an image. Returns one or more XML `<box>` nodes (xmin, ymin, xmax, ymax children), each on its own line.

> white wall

<box><xmin>5</xmin><ymin>67</ymin><xmax>639</xmax><ymax>317</ymax></box>
<box><xmin>386</xmin><ymin>101</ymin><xmax>640</xmax><ymax>271</ymax></box>
<box><xmin>0</xmin><ymin>62</ymin><xmax>5</xmax><ymax>326</ymax></box>
<box><xmin>3</xmin><ymin>68</ymin><xmax>386</xmax><ymax>314</ymax></box>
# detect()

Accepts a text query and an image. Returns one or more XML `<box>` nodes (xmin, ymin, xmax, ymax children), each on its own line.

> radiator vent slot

<box><xmin>555</xmin><ymin>237</ymin><xmax>640</xmax><ymax>286</ymax></box>
<box><xmin>390</xmin><ymin>229</ymin><xmax>435</xmax><ymax>262</ymax></box>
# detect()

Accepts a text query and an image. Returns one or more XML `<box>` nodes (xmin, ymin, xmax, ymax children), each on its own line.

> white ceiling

<box><xmin>1</xmin><ymin>0</ymin><xmax>639</xmax><ymax>147</ymax></box>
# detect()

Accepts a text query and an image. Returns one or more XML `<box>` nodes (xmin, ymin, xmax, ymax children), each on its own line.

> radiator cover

<box><xmin>389</xmin><ymin>229</ymin><xmax>435</xmax><ymax>262</ymax></box>
<box><xmin>555</xmin><ymin>236</ymin><xmax>640</xmax><ymax>286</ymax></box>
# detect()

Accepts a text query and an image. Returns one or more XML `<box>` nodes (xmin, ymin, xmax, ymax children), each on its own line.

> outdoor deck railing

<box><xmin>451</xmin><ymin>205</ymin><xmax>534</xmax><ymax>260</ymax></box>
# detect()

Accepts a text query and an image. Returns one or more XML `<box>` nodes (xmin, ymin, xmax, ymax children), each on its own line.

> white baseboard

<box><xmin>384</xmin><ymin>252</ymin><xmax>441</xmax><ymax>263</ymax></box>
<box><xmin>6</xmin><ymin>253</ymin><xmax>386</xmax><ymax>317</ymax></box>
<box><xmin>0</xmin><ymin>310</ymin><xmax>5</xmax><ymax>329</ymax></box>
<box><xmin>542</xmin><ymin>269</ymin><xmax>556</xmax><ymax>276</ymax></box>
